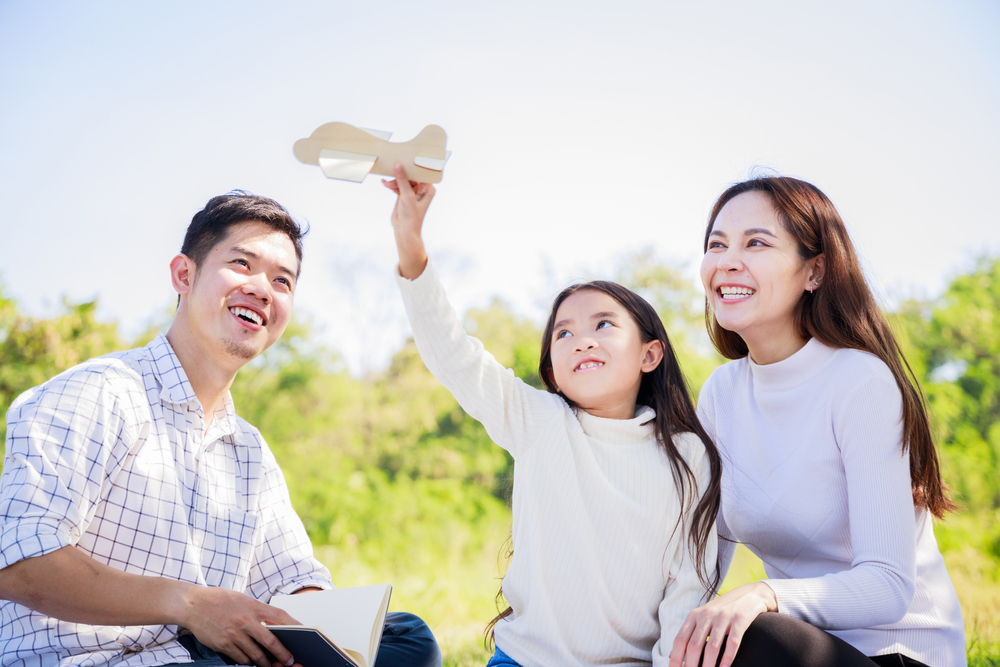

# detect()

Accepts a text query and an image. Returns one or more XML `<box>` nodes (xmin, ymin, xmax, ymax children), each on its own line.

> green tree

<box><xmin>0</xmin><ymin>289</ymin><xmax>124</xmax><ymax>447</ymax></box>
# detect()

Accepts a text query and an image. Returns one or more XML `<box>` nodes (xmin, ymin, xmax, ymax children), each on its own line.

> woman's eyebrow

<box><xmin>743</xmin><ymin>227</ymin><xmax>778</xmax><ymax>238</ymax></box>
<box><xmin>591</xmin><ymin>311</ymin><xmax>617</xmax><ymax>320</ymax></box>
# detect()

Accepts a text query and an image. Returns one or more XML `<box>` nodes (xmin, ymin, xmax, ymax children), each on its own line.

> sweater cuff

<box><xmin>761</xmin><ymin>577</ymin><xmax>814</xmax><ymax>621</ymax></box>
<box><xmin>394</xmin><ymin>257</ymin><xmax>438</xmax><ymax>287</ymax></box>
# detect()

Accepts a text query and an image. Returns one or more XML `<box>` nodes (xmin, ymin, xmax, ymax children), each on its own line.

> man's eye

<box><xmin>235</xmin><ymin>259</ymin><xmax>248</xmax><ymax>267</ymax></box>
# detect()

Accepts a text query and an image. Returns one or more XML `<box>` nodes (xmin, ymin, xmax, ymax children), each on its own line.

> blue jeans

<box><xmin>486</xmin><ymin>645</ymin><xmax>522</xmax><ymax>667</ymax></box>
<box><xmin>163</xmin><ymin>612</ymin><xmax>441</xmax><ymax>667</ymax></box>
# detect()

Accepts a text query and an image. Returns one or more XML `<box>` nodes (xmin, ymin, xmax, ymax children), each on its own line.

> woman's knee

<box><xmin>730</xmin><ymin>613</ymin><xmax>877</xmax><ymax>667</ymax></box>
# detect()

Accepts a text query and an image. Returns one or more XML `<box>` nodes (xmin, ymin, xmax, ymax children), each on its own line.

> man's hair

<box><xmin>181</xmin><ymin>190</ymin><xmax>306</xmax><ymax>277</ymax></box>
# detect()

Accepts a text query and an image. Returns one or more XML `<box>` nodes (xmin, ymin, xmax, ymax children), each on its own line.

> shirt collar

<box><xmin>147</xmin><ymin>335</ymin><xmax>240</xmax><ymax>441</ymax></box>
<box><xmin>147</xmin><ymin>335</ymin><xmax>199</xmax><ymax>406</ymax></box>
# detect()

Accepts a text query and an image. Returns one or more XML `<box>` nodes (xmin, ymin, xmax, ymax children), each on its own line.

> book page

<box><xmin>269</xmin><ymin>584</ymin><xmax>391</xmax><ymax>667</ymax></box>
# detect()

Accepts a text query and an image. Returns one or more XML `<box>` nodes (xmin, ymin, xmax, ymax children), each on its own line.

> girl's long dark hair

<box><xmin>485</xmin><ymin>281</ymin><xmax>723</xmax><ymax>646</ymax></box>
<box><xmin>704</xmin><ymin>176</ymin><xmax>955</xmax><ymax>519</ymax></box>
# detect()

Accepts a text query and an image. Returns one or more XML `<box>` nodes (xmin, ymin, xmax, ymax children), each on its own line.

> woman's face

<box><xmin>700</xmin><ymin>191</ymin><xmax>821</xmax><ymax>359</ymax></box>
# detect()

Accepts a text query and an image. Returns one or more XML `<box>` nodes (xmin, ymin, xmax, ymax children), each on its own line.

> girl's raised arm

<box><xmin>383</xmin><ymin>163</ymin><xmax>433</xmax><ymax>280</ymax></box>
<box><xmin>384</xmin><ymin>165</ymin><xmax>564</xmax><ymax>458</ymax></box>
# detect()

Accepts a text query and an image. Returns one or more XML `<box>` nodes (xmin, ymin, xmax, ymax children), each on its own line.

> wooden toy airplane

<box><xmin>293</xmin><ymin>122</ymin><xmax>451</xmax><ymax>183</ymax></box>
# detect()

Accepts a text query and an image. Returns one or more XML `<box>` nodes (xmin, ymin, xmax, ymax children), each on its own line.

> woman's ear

<box><xmin>806</xmin><ymin>254</ymin><xmax>826</xmax><ymax>291</ymax></box>
<box><xmin>641</xmin><ymin>340</ymin><xmax>664</xmax><ymax>373</ymax></box>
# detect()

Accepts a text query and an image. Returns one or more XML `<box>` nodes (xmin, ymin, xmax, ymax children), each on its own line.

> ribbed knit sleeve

<box><xmin>695</xmin><ymin>381</ymin><xmax>737</xmax><ymax>582</ymax></box>
<box><xmin>652</xmin><ymin>433</ymin><xmax>719</xmax><ymax>667</ymax></box>
<box><xmin>765</xmin><ymin>369</ymin><xmax>916</xmax><ymax>628</ymax></box>
<box><xmin>395</xmin><ymin>260</ymin><xmax>564</xmax><ymax>458</ymax></box>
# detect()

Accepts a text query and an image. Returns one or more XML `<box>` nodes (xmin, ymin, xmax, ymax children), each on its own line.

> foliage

<box><xmin>0</xmin><ymin>287</ymin><xmax>124</xmax><ymax>446</ymax></box>
<box><xmin>2</xmin><ymin>254</ymin><xmax>1000</xmax><ymax>659</ymax></box>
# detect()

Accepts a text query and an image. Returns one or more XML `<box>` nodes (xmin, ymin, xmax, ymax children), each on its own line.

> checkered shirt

<box><xmin>0</xmin><ymin>335</ymin><xmax>332</xmax><ymax>667</ymax></box>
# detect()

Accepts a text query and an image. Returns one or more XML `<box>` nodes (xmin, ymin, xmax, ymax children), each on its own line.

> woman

<box><xmin>670</xmin><ymin>176</ymin><xmax>965</xmax><ymax>667</ymax></box>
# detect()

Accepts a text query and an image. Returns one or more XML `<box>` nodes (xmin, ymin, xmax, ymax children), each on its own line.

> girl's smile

<box><xmin>549</xmin><ymin>289</ymin><xmax>662</xmax><ymax>419</ymax></box>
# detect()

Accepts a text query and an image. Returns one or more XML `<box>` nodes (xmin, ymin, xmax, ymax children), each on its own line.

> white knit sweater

<box><xmin>697</xmin><ymin>338</ymin><xmax>965</xmax><ymax>666</ymax></box>
<box><xmin>396</xmin><ymin>260</ymin><xmax>716</xmax><ymax>667</ymax></box>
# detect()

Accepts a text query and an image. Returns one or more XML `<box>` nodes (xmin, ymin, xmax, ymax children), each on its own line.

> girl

<box><xmin>670</xmin><ymin>176</ymin><xmax>965</xmax><ymax>667</ymax></box>
<box><xmin>383</xmin><ymin>164</ymin><xmax>722</xmax><ymax>667</ymax></box>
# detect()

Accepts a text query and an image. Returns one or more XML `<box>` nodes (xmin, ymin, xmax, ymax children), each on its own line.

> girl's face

<box><xmin>700</xmin><ymin>191</ymin><xmax>823</xmax><ymax>363</ymax></box>
<box><xmin>548</xmin><ymin>289</ymin><xmax>663</xmax><ymax>420</ymax></box>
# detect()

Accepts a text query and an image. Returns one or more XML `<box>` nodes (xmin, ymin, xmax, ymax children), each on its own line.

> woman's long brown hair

<box><xmin>704</xmin><ymin>176</ymin><xmax>954</xmax><ymax>519</ymax></box>
<box><xmin>485</xmin><ymin>281</ymin><xmax>723</xmax><ymax>647</ymax></box>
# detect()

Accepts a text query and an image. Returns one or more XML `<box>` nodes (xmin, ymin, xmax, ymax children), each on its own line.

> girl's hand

<box><xmin>668</xmin><ymin>582</ymin><xmax>777</xmax><ymax>667</ymax></box>
<box><xmin>382</xmin><ymin>163</ymin><xmax>435</xmax><ymax>280</ymax></box>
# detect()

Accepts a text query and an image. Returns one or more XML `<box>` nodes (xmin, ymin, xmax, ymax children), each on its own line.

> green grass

<box><xmin>319</xmin><ymin>528</ymin><xmax>1000</xmax><ymax>666</ymax></box>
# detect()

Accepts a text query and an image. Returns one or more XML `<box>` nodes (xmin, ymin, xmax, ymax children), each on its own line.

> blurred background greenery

<box><xmin>2</xmin><ymin>252</ymin><xmax>998</xmax><ymax>665</ymax></box>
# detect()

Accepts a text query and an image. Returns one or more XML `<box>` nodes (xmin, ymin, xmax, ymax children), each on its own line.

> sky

<box><xmin>1</xmin><ymin>0</ymin><xmax>998</xmax><ymax>374</ymax></box>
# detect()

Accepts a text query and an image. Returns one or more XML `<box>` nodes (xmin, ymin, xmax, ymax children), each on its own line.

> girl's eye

<box><xmin>707</xmin><ymin>241</ymin><xmax>725</xmax><ymax>250</ymax></box>
<box><xmin>556</xmin><ymin>330</ymin><xmax>572</xmax><ymax>339</ymax></box>
<box><xmin>597</xmin><ymin>320</ymin><xmax>612</xmax><ymax>330</ymax></box>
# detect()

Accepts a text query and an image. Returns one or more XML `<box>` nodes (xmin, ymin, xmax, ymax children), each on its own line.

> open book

<box><xmin>267</xmin><ymin>584</ymin><xmax>392</xmax><ymax>667</ymax></box>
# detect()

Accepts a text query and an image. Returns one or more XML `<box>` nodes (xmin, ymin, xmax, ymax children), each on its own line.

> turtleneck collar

<box><xmin>749</xmin><ymin>337</ymin><xmax>837</xmax><ymax>392</ymax></box>
<box><xmin>576</xmin><ymin>405</ymin><xmax>656</xmax><ymax>445</ymax></box>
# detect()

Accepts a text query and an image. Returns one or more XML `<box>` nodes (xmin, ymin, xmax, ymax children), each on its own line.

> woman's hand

<box><xmin>382</xmin><ymin>163</ymin><xmax>435</xmax><ymax>280</ymax></box>
<box><xmin>668</xmin><ymin>581</ymin><xmax>777</xmax><ymax>667</ymax></box>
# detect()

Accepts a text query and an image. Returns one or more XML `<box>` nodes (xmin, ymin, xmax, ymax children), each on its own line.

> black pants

<box><xmin>703</xmin><ymin>614</ymin><xmax>929</xmax><ymax>667</ymax></box>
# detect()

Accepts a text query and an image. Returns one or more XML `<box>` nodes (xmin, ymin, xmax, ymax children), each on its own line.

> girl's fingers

<box><xmin>394</xmin><ymin>165</ymin><xmax>415</xmax><ymax>196</ymax></box>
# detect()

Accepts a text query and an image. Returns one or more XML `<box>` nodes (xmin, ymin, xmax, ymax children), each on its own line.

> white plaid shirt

<box><xmin>0</xmin><ymin>335</ymin><xmax>332</xmax><ymax>667</ymax></box>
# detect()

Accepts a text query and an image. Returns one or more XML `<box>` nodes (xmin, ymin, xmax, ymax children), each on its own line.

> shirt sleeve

<box><xmin>246</xmin><ymin>444</ymin><xmax>332</xmax><ymax>600</ymax></box>
<box><xmin>764</xmin><ymin>370</ymin><xmax>917</xmax><ymax>629</ymax></box>
<box><xmin>395</xmin><ymin>259</ymin><xmax>564</xmax><ymax>459</ymax></box>
<box><xmin>652</xmin><ymin>432</ymin><xmax>718</xmax><ymax>667</ymax></box>
<box><xmin>0</xmin><ymin>369</ymin><xmax>134</xmax><ymax>569</ymax></box>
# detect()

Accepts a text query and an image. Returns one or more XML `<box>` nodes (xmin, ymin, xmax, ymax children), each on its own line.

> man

<box><xmin>0</xmin><ymin>192</ymin><xmax>440</xmax><ymax>667</ymax></box>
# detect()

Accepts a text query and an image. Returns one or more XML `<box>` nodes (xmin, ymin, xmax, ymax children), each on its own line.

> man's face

<box><xmin>185</xmin><ymin>221</ymin><xmax>298</xmax><ymax>364</ymax></box>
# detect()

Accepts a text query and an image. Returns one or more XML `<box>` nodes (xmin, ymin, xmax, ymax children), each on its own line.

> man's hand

<box><xmin>382</xmin><ymin>163</ymin><xmax>435</xmax><ymax>280</ymax></box>
<box><xmin>171</xmin><ymin>585</ymin><xmax>303</xmax><ymax>667</ymax></box>
<box><xmin>668</xmin><ymin>581</ymin><xmax>777</xmax><ymax>667</ymax></box>
<box><xmin>0</xmin><ymin>546</ymin><xmax>305</xmax><ymax>667</ymax></box>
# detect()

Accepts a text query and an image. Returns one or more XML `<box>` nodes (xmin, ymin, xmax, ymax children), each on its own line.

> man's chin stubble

<box><xmin>222</xmin><ymin>337</ymin><xmax>258</xmax><ymax>361</ymax></box>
